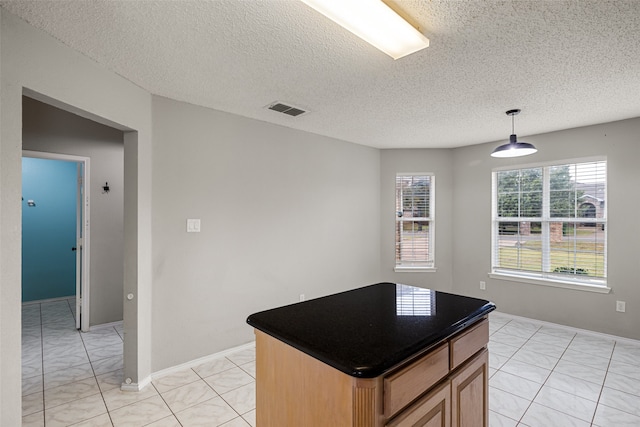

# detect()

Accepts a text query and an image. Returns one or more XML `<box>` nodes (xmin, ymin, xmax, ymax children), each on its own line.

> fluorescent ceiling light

<box><xmin>300</xmin><ymin>0</ymin><xmax>429</xmax><ymax>60</ymax></box>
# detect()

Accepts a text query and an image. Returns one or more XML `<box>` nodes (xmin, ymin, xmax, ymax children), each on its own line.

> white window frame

<box><xmin>394</xmin><ymin>173</ymin><xmax>436</xmax><ymax>272</ymax></box>
<box><xmin>490</xmin><ymin>157</ymin><xmax>609</xmax><ymax>292</ymax></box>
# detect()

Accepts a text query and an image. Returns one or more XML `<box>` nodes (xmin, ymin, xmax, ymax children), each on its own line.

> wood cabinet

<box><xmin>255</xmin><ymin>317</ymin><xmax>489</xmax><ymax>426</ymax></box>
<box><xmin>385</xmin><ymin>349</ymin><xmax>488</xmax><ymax>427</ymax></box>
<box><xmin>383</xmin><ymin>343</ymin><xmax>449</xmax><ymax>419</ymax></box>
<box><xmin>451</xmin><ymin>350</ymin><xmax>488</xmax><ymax>427</ymax></box>
<box><xmin>386</xmin><ymin>381</ymin><xmax>450</xmax><ymax>427</ymax></box>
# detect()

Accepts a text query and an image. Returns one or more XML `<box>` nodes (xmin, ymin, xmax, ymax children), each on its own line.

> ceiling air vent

<box><xmin>266</xmin><ymin>102</ymin><xmax>307</xmax><ymax>117</ymax></box>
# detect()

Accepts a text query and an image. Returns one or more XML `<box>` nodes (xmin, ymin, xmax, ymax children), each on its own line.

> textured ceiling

<box><xmin>2</xmin><ymin>0</ymin><xmax>640</xmax><ymax>149</ymax></box>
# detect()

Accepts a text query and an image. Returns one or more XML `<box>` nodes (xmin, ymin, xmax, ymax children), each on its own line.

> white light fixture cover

<box><xmin>300</xmin><ymin>0</ymin><xmax>430</xmax><ymax>60</ymax></box>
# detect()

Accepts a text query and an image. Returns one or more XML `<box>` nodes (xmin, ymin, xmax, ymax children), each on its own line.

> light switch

<box><xmin>187</xmin><ymin>219</ymin><xmax>201</xmax><ymax>233</ymax></box>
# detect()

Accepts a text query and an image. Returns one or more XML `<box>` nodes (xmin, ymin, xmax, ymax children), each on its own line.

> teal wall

<box><xmin>22</xmin><ymin>157</ymin><xmax>78</xmax><ymax>302</ymax></box>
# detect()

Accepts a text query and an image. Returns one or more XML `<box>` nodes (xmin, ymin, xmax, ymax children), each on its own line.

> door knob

<box><xmin>71</xmin><ymin>247</ymin><xmax>77</xmax><ymax>251</ymax></box>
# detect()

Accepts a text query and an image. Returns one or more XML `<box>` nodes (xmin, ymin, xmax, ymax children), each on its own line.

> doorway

<box><xmin>12</xmin><ymin>87</ymin><xmax>146</xmax><ymax>409</ymax></box>
<box><xmin>22</xmin><ymin>152</ymin><xmax>91</xmax><ymax>331</ymax></box>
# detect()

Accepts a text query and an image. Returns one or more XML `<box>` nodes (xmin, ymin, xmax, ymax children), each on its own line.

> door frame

<box><xmin>22</xmin><ymin>150</ymin><xmax>91</xmax><ymax>332</ymax></box>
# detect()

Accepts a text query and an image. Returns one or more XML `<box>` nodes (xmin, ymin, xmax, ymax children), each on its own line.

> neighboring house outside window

<box><xmin>395</xmin><ymin>174</ymin><xmax>435</xmax><ymax>271</ymax></box>
<box><xmin>491</xmin><ymin>159</ymin><xmax>607</xmax><ymax>288</ymax></box>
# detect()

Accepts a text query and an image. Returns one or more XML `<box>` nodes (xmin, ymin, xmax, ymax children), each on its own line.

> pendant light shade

<box><xmin>491</xmin><ymin>109</ymin><xmax>537</xmax><ymax>158</ymax></box>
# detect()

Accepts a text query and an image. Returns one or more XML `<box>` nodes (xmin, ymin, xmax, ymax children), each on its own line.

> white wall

<box><xmin>451</xmin><ymin>118</ymin><xmax>640</xmax><ymax>339</ymax></box>
<box><xmin>151</xmin><ymin>96</ymin><xmax>381</xmax><ymax>370</ymax></box>
<box><xmin>1</xmin><ymin>10</ymin><xmax>152</xmax><ymax>425</ymax></box>
<box><xmin>22</xmin><ymin>96</ymin><xmax>125</xmax><ymax>326</ymax></box>
<box><xmin>379</xmin><ymin>149</ymin><xmax>454</xmax><ymax>291</ymax></box>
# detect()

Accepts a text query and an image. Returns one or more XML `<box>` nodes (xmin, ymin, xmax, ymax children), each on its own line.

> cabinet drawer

<box><xmin>385</xmin><ymin>381</ymin><xmax>450</xmax><ymax>427</ymax></box>
<box><xmin>449</xmin><ymin>318</ymin><xmax>488</xmax><ymax>370</ymax></box>
<box><xmin>384</xmin><ymin>343</ymin><xmax>449</xmax><ymax>418</ymax></box>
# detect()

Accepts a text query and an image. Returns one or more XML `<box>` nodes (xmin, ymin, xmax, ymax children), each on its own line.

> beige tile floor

<box><xmin>22</xmin><ymin>300</ymin><xmax>640</xmax><ymax>426</ymax></box>
<box><xmin>21</xmin><ymin>299</ymin><xmax>256</xmax><ymax>426</ymax></box>
<box><xmin>489</xmin><ymin>312</ymin><xmax>640</xmax><ymax>427</ymax></box>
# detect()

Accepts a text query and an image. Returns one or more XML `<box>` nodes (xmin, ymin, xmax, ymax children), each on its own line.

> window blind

<box><xmin>395</xmin><ymin>174</ymin><xmax>434</xmax><ymax>268</ymax></box>
<box><xmin>492</xmin><ymin>161</ymin><xmax>607</xmax><ymax>285</ymax></box>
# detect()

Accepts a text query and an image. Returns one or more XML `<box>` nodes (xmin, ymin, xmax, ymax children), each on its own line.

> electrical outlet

<box><xmin>479</xmin><ymin>281</ymin><xmax>486</xmax><ymax>290</ymax></box>
<box><xmin>616</xmin><ymin>301</ymin><xmax>626</xmax><ymax>313</ymax></box>
<box><xmin>299</xmin><ymin>294</ymin><xmax>306</xmax><ymax>302</ymax></box>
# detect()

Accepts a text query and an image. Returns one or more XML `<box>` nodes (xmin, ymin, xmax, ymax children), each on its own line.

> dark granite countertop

<box><xmin>247</xmin><ymin>282</ymin><xmax>495</xmax><ymax>378</ymax></box>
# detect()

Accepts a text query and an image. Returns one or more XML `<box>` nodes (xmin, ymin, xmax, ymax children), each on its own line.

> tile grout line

<box><xmin>52</xmin><ymin>299</ymin><xmax>114</xmax><ymax>426</ymax></box>
<box><xmin>75</xmin><ymin>300</ymin><xmax>108</xmax><ymax>425</ymax></box>
<box><xmin>149</xmin><ymin>381</ymin><xmax>185</xmax><ymax>427</ymax></box>
<box><xmin>488</xmin><ymin>319</ymin><xmax>516</xmax><ymax>422</ymax></box>
<box><xmin>590</xmin><ymin>345</ymin><xmax>614</xmax><ymax>427</ymax></box>
<box><xmin>593</xmin><ymin>343</ymin><xmax>640</xmax><ymax>423</ymax></box>
<box><xmin>495</xmin><ymin>320</ymin><xmax>546</xmax><ymax>425</ymax></box>
<box><xmin>215</xmin><ymin>360</ymin><xmax>248</xmax><ymax>426</ymax></box>
<box><xmin>80</xmin><ymin>323</ymin><xmax>120</xmax><ymax>427</ymax></box>
<box><xmin>488</xmin><ymin>319</ymin><xmax>523</xmax><ymax>425</ymax></box>
<box><xmin>515</xmin><ymin>327</ymin><xmax>577</xmax><ymax>425</ymax></box>
<box><xmin>491</xmin><ymin>317</ymin><xmax>628</xmax><ymax>426</ymax></box>
<box><xmin>147</xmin><ymin>355</ymin><xmax>252</xmax><ymax>427</ymax></box>
<box><xmin>491</xmin><ymin>320</ymin><xmax>581</xmax><ymax>424</ymax></box>
<box><xmin>195</xmin><ymin>356</ymin><xmax>251</xmax><ymax>426</ymax></box>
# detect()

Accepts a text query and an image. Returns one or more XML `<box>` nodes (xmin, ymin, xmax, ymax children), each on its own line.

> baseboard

<box><xmin>89</xmin><ymin>320</ymin><xmax>123</xmax><ymax>331</ymax></box>
<box><xmin>492</xmin><ymin>310</ymin><xmax>640</xmax><ymax>346</ymax></box>
<box><xmin>124</xmin><ymin>341</ymin><xmax>256</xmax><ymax>391</ymax></box>
<box><xmin>120</xmin><ymin>375</ymin><xmax>152</xmax><ymax>392</ymax></box>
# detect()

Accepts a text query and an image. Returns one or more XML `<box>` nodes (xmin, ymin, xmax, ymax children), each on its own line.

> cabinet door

<box><xmin>450</xmin><ymin>349</ymin><xmax>488</xmax><ymax>427</ymax></box>
<box><xmin>386</xmin><ymin>382</ymin><xmax>450</xmax><ymax>427</ymax></box>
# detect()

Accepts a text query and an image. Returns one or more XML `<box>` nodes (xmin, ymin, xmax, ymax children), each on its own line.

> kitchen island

<box><xmin>247</xmin><ymin>282</ymin><xmax>495</xmax><ymax>426</ymax></box>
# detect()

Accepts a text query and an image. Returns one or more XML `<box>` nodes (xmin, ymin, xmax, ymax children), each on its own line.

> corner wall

<box><xmin>451</xmin><ymin>118</ymin><xmax>640</xmax><ymax>339</ymax></box>
<box><xmin>150</xmin><ymin>96</ymin><xmax>381</xmax><ymax>370</ymax></box>
<box><xmin>379</xmin><ymin>149</ymin><xmax>454</xmax><ymax>291</ymax></box>
<box><xmin>1</xmin><ymin>10</ymin><xmax>152</xmax><ymax>425</ymax></box>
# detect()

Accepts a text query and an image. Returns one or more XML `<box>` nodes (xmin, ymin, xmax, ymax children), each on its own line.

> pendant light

<box><xmin>491</xmin><ymin>109</ymin><xmax>537</xmax><ymax>158</ymax></box>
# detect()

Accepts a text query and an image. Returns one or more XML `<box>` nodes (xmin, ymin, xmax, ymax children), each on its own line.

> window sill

<box><xmin>394</xmin><ymin>266</ymin><xmax>437</xmax><ymax>273</ymax></box>
<box><xmin>488</xmin><ymin>272</ymin><xmax>611</xmax><ymax>294</ymax></box>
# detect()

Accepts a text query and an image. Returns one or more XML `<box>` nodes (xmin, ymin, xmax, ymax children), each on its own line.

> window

<box><xmin>492</xmin><ymin>160</ymin><xmax>607</xmax><ymax>287</ymax></box>
<box><xmin>395</xmin><ymin>174</ymin><xmax>434</xmax><ymax>270</ymax></box>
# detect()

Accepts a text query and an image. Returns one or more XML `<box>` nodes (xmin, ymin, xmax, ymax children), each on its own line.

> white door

<box><xmin>75</xmin><ymin>163</ymin><xmax>83</xmax><ymax>330</ymax></box>
<box><xmin>75</xmin><ymin>159</ymin><xmax>91</xmax><ymax>332</ymax></box>
<box><xmin>23</xmin><ymin>150</ymin><xmax>91</xmax><ymax>331</ymax></box>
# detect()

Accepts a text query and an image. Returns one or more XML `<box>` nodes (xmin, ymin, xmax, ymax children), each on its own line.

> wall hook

<box><xmin>102</xmin><ymin>182</ymin><xmax>110</xmax><ymax>194</ymax></box>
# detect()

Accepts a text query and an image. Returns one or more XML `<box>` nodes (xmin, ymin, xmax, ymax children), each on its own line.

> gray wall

<box><xmin>3</xmin><ymin>5</ymin><xmax>640</xmax><ymax>425</ymax></box>
<box><xmin>379</xmin><ymin>149</ymin><xmax>454</xmax><ymax>292</ymax></box>
<box><xmin>22</xmin><ymin>96</ymin><xmax>125</xmax><ymax>326</ymax></box>
<box><xmin>451</xmin><ymin>118</ymin><xmax>640</xmax><ymax>339</ymax></box>
<box><xmin>151</xmin><ymin>96</ymin><xmax>381</xmax><ymax>370</ymax></box>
